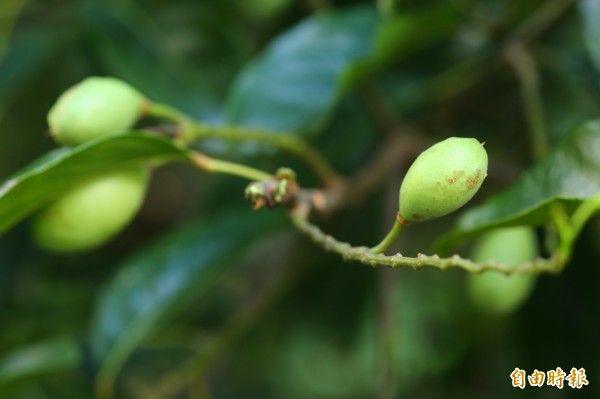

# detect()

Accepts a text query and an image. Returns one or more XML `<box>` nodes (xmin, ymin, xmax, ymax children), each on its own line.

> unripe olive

<box><xmin>467</xmin><ymin>227</ymin><xmax>538</xmax><ymax>315</ymax></box>
<box><xmin>48</xmin><ymin>77</ymin><xmax>147</xmax><ymax>146</ymax></box>
<box><xmin>398</xmin><ymin>137</ymin><xmax>487</xmax><ymax>224</ymax></box>
<box><xmin>32</xmin><ymin>167</ymin><xmax>149</xmax><ymax>253</ymax></box>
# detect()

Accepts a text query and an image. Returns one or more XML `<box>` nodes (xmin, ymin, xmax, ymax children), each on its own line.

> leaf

<box><xmin>580</xmin><ymin>0</ymin><xmax>600</xmax><ymax>73</ymax></box>
<box><xmin>225</xmin><ymin>5</ymin><xmax>380</xmax><ymax>134</ymax></box>
<box><xmin>78</xmin><ymin>2</ymin><xmax>222</xmax><ymax>121</ymax></box>
<box><xmin>90</xmin><ymin>208</ymin><xmax>287</xmax><ymax>389</ymax></box>
<box><xmin>0</xmin><ymin>29</ymin><xmax>62</xmax><ymax>104</ymax></box>
<box><xmin>0</xmin><ymin>133</ymin><xmax>190</xmax><ymax>234</ymax></box>
<box><xmin>0</xmin><ymin>337</ymin><xmax>81</xmax><ymax>385</ymax></box>
<box><xmin>436</xmin><ymin>119</ymin><xmax>600</xmax><ymax>251</ymax></box>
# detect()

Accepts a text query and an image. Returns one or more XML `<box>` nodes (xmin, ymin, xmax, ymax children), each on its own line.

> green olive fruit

<box><xmin>398</xmin><ymin>137</ymin><xmax>488</xmax><ymax>224</ymax></box>
<box><xmin>467</xmin><ymin>227</ymin><xmax>538</xmax><ymax>315</ymax></box>
<box><xmin>32</xmin><ymin>167</ymin><xmax>149</xmax><ymax>253</ymax></box>
<box><xmin>48</xmin><ymin>77</ymin><xmax>147</xmax><ymax>146</ymax></box>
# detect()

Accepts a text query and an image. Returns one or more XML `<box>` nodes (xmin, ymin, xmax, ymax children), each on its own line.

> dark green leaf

<box><xmin>0</xmin><ymin>133</ymin><xmax>190</xmax><ymax>234</ymax></box>
<box><xmin>225</xmin><ymin>6</ymin><xmax>380</xmax><ymax>134</ymax></box>
<box><xmin>0</xmin><ymin>337</ymin><xmax>81</xmax><ymax>385</ymax></box>
<box><xmin>436</xmin><ymin>119</ymin><xmax>600</xmax><ymax>251</ymax></box>
<box><xmin>342</xmin><ymin>7</ymin><xmax>459</xmax><ymax>95</ymax></box>
<box><xmin>79</xmin><ymin>3</ymin><xmax>222</xmax><ymax>121</ymax></box>
<box><xmin>90</xmin><ymin>208</ymin><xmax>287</xmax><ymax>380</ymax></box>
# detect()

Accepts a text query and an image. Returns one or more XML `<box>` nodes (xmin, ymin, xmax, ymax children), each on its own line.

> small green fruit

<box><xmin>48</xmin><ymin>77</ymin><xmax>147</xmax><ymax>146</ymax></box>
<box><xmin>398</xmin><ymin>137</ymin><xmax>488</xmax><ymax>224</ymax></box>
<box><xmin>467</xmin><ymin>227</ymin><xmax>538</xmax><ymax>315</ymax></box>
<box><xmin>32</xmin><ymin>167</ymin><xmax>149</xmax><ymax>253</ymax></box>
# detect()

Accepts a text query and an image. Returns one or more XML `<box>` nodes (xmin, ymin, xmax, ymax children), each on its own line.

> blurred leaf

<box><xmin>437</xmin><ymin>119</ymin><xmax>600</xmax><ymax>251</ymax></box>
<box><xmin>0</xmin><ymin>133</ymin><xmax>190</xmax><ymax>234</ymax></box>
<box><xmin>580</xmin><ymin>0</ymin><xmax>600</xmax><ymax>73</ymax></box>
<box><xmin>90</xmin><ymin>208</ymin><xmax>287</xmax><ymax>390</ymax></box>
<box><xmin>371</xmin><ymin>2</ymin><xmax>458</xmax><ymax>66</ymax></box>
<box><xmin>343</xmin><ymin>3</ymin><xmax>459</xmax><ymax>90</ymax></box>
<box><xmin>0</xmin><ymin>337</ymin><xmax>81</xmax><ymax>385</ymax></box>
<box><xmin>312</xmin><ymin>95</ymin><xmax>376</xmax><ymax>170</ymax></box>
<box><xmin>0</xmin><ymin>30</ymin><xmax>62</xmax><ymax>104</ymax></box>
<box><xmin>79</xmin><ymin>3</ymin><xmax>222</xmax><ymax>121</ymax></box>
<box><xmin>225</xmin><ymin>3</ymin><xmax>459</xmax><ymax>136</ymax></box>
<box><xmin>225</xmin><ymin>5</ymin><xmax>380</xmax><ymax>134</ymax></box>
<box><xmin>0</xmin><ymin>0</ymin><xmax>31</xmax><ymax>60</ymax></box>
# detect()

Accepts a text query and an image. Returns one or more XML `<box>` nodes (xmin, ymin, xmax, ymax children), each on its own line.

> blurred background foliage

<box><xmin>1</xmin><ymin>0</ymin><xmax>600</xmax><ymax>398</ymax></box>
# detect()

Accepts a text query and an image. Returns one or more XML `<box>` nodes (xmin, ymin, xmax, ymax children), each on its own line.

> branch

<box><xmin>504</xmin><ymin>42</ymin><xmax>548</xmax><ymax>161</ymax></box>
<box><xmin>370</xmin><ymin>217</ymin><xmax>406</xmax><ymax>254</ymax></box>
<box><xmin>145</xmin><ymin>102</ymin><xmax>342</xmax><ymax>187</ymax></box>
<box><xmin>420</xmin><ymin>0</ymin><xmax>576</xmax><ymax>105</ymax></box>
<box><xmin>192</xmin><ymin>152</ymin><xmax>273</xmax><ymax>182</ymax></box>
<box><xmin>510</xmin><ymin>0</ymin><xmax>576</xmax><ymax>44</ymax></box>
<box><xmin>289</xmin><ymin>202</ymin><xmax>566</xmax><ymax>275</ymax></box>
<box><xmin>188</xmin><ymin>123</ymin><xmax>343</xmax><ymax>188</ymax></box>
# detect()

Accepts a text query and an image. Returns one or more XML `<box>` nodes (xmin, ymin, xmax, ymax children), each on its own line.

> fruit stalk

<box><xmin>192</xmin><ymin>152</ymin><xmax>273</xmax><ymax>182</ymax></box>
<box><xmin>370</xmin><ymin>217</ymin><xmax>406</xmax><ymax>254</ymax></box>
<box><xmin>146</xmin><ymin>102</ymin><xmax>341</xmax><ymax>187</ymax></box>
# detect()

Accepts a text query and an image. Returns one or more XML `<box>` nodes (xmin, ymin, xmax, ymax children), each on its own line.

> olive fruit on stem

<box><xmin>398</xmin><ymin>137</ymin><xmax>488</xmax><ymax>224</ymax></box>
<box><xmin>33</xmin><ymin>167</ymin><xmax>150</xmax><ymax>253</ymax></box>
<box><xmin>48</xmin><ymin>77</ymin><xmax>147</xmax><ymax>146</ymax></box>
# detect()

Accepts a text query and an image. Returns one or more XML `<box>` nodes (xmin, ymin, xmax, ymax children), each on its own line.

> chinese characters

<box><xmin>511</xmin><ymin>367</ymin><xmax>588</xmax><ymax>389</ymax></box>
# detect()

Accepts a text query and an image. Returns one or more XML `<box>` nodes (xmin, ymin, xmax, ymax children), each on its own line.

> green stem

<box><xmin>552</xmin><ymin>193</ymin><xmax>600</xmax><ymax>262</ymax></box>
<box><xmin>146</xmin><ymin>102</ymin><xmax>340</xmax><ymax>186</ymax></box>
<box><xmin>550</xmin><ymin>202</ymin><xmax>573</xmax><ymax>262</ymax></box>
<box><xmin>570</xmin><ymin>193</ymin><xmax>600</xmax><ymax>238</ymax></box>
<box><xmin>371</xmin><ymin>218</ymin><xmax>406</xmax><ymax>254</ymax></box>
<box><xmin>146</xmin><ymin>102</ymin><xmax>194</xmax><ymax>125</ymax></box>
<box><xmin>192</xmin><ymin>152</ymin><xmax>273</xmax><ymax>182</ymax></box>
<box><xmin>289</xmin><ymin>204</ymin><xmax>566</xmax><ymax>274</ymax></box>
<box><xmin>189</xmin><ymin>124</ymin><xmax>341</xmax><ymax>187</ymax></box>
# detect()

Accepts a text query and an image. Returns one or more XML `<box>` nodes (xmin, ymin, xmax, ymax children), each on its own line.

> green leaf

<box><xmin>580</xmin><ymin>0</ymin><xmax>600</xmax><ymax>73</ymax></box>
<box><xmin>436</xmin><ymin>119</ymin><xmax>600</xmax><ymax>251</ymax></box>
<box><xmin>225</xmin><ymin>6</ymin><xmax>380</xmax><ymax>134</ymax></box>
<box><xmin>79</xmin><ymin>2</ymin><xmax>222</xmax><ymax>121</ymax></box>
<box><xmin>90</xmin><ymin>208</ymin><xmax>287</xmax><ymax>389</ymax></box>
<box><xmin>0</xmin><ymin>337</ymin><xmax>81</xmax><ymax>385</ymax></box>
<box><xmin>0</xmin><ymin>133</ymin><xmax>190</xmax><ymax>234</ymax></box>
